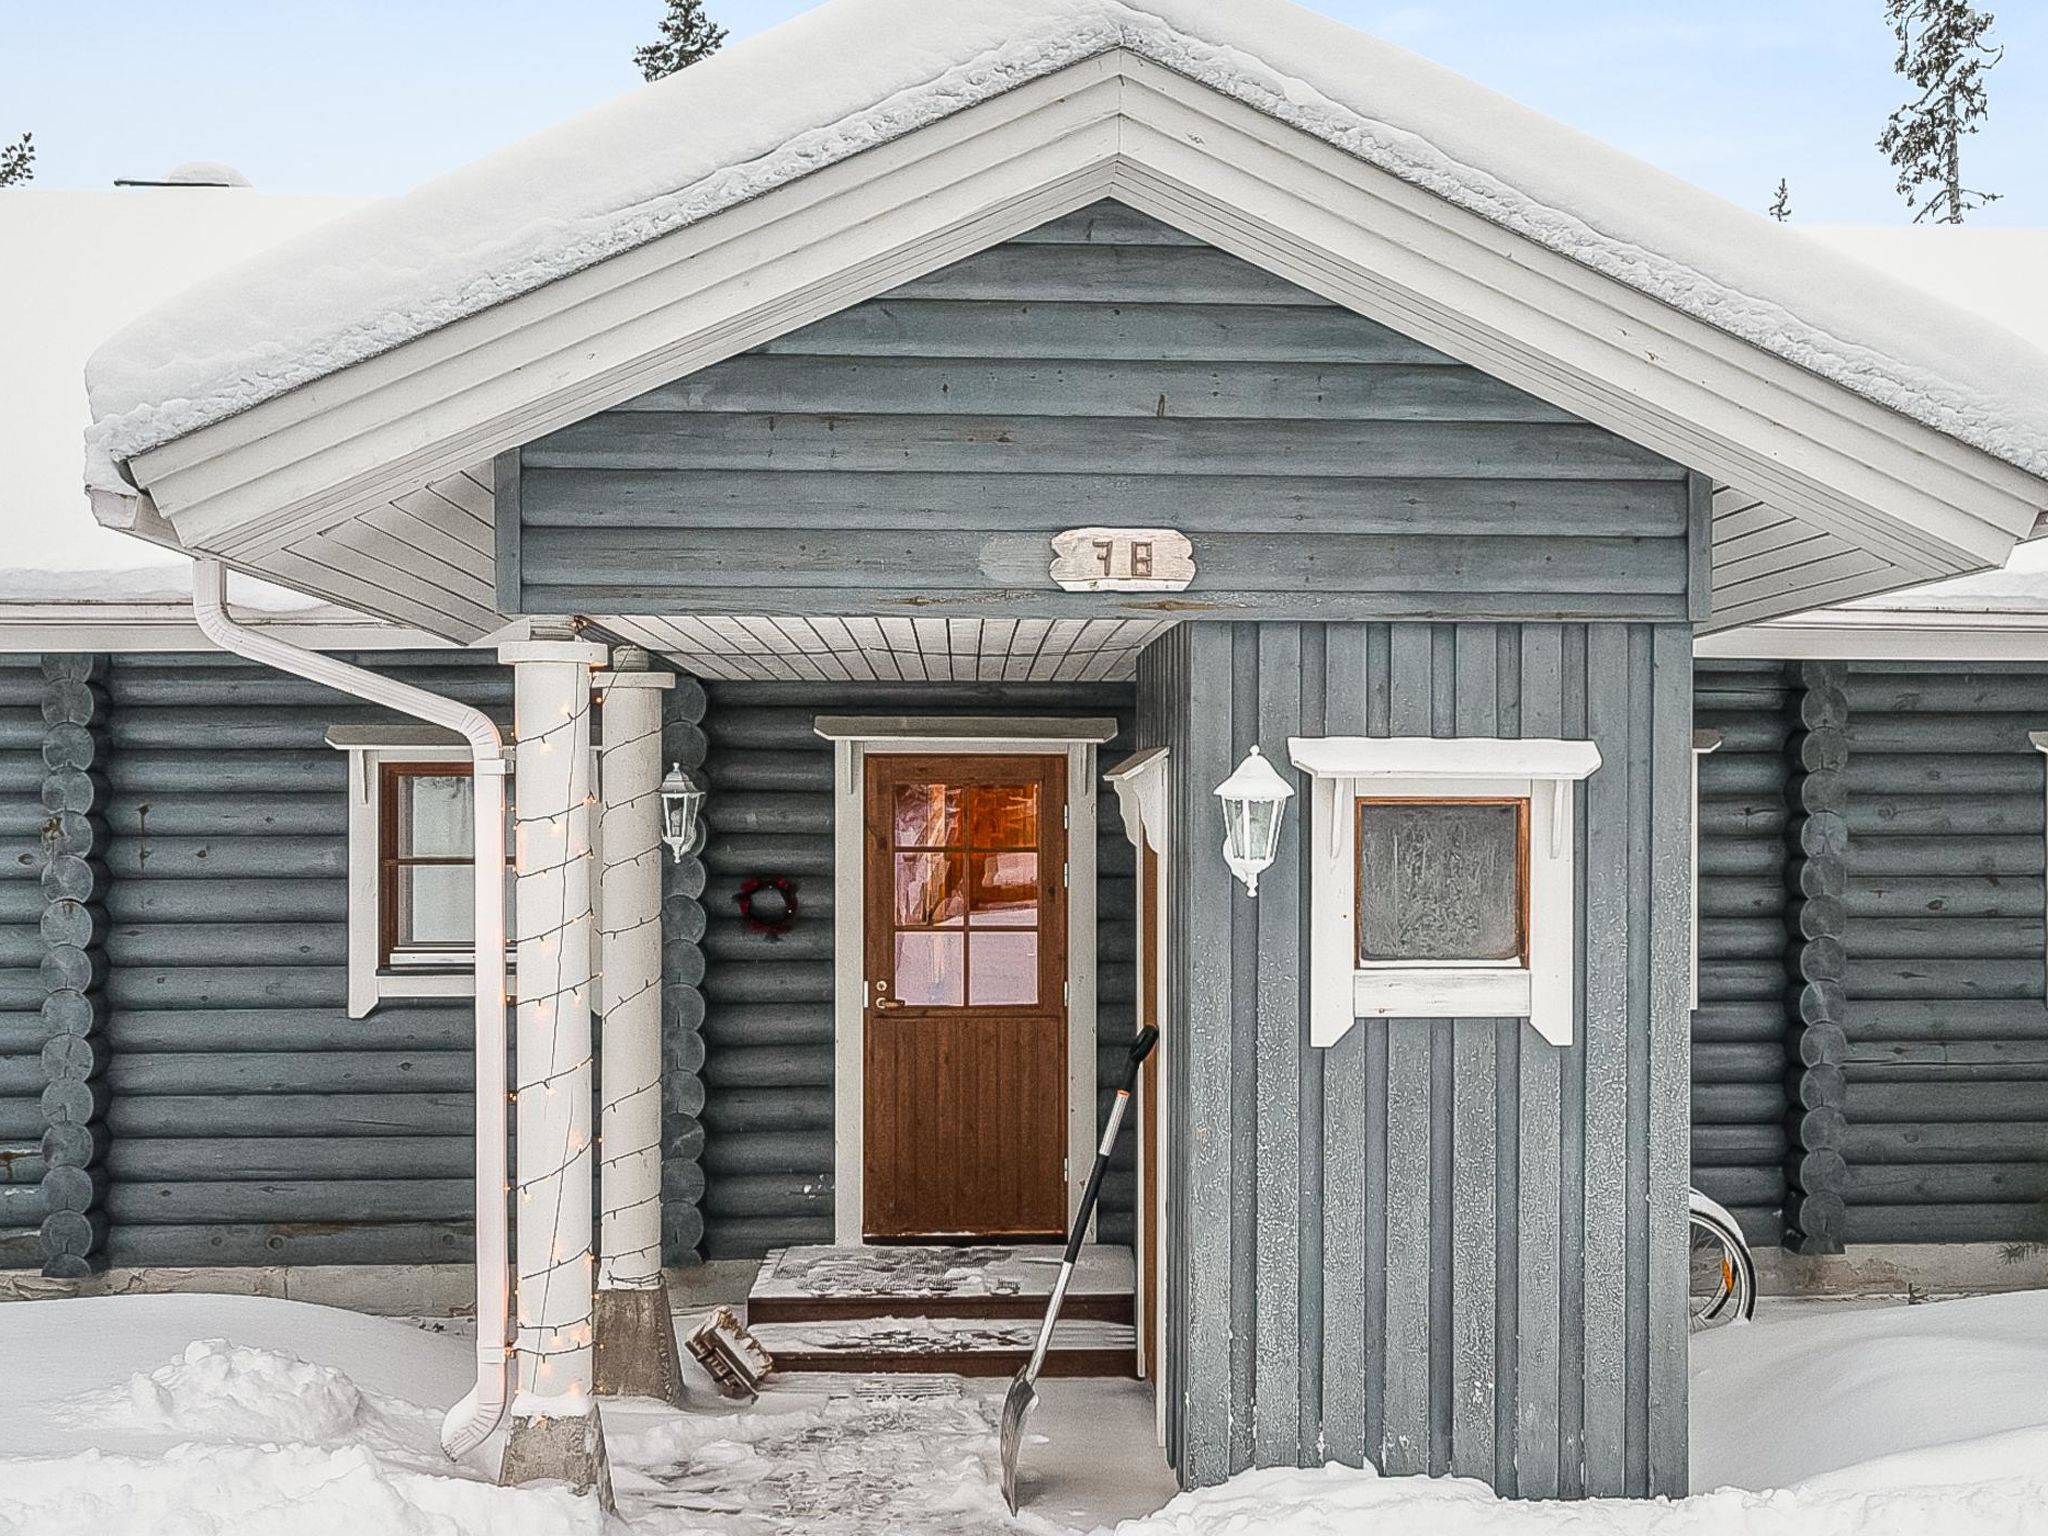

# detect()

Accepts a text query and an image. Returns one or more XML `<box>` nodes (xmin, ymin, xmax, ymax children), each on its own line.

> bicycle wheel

<box><xmin>1688</xmin><ymin>1204</ymin><xmax>1756</xmax><ymax>1330</ymax></box>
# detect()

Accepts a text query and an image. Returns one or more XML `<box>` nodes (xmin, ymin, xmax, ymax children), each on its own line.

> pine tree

<box><xmin>635</xmin><ymin>0</ymin><xmax>727</xmax><ymax>82</ymax></box>
<box><xmin>0</xmin><ymin>133</ymin><xmax>32</xmax><ymax>189</ymax></box>
<box><xmin>1877</xmin><ymin>1</ymin><xmax>2002</xmax><ymax>224</ymax></box>
<box><xmin>1769</xmin><ymin>178</ymin><xmax>1792</xmax><ymax>222</ymax></box>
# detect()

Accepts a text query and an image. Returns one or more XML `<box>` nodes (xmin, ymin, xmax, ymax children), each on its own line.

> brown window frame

<box><xmin>1353</xmin><ymin>795</ymin><xmax>1531</xmax><ymax>969</ymax></box>
<box><xmin>378</xmin><ymin>760</ymin><xmax>511</xmax><ymax>972</ymax></box>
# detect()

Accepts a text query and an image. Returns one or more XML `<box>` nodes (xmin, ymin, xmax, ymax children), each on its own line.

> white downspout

<box><xmin>190</xmin><ymin>560</ymin><xmax>513</xmax><ymax>1461</ymax></box>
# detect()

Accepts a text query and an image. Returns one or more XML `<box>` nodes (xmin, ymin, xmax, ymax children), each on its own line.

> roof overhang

<box><xmin>106</xmin><ymin>51</ymin><xmax>2048</xmax><ymax>638</ymax></box>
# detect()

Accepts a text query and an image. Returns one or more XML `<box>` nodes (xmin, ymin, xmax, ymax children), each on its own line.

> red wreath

<box><xmin>734</xmin><ymin>875</ymin><xmax>800</xmax><ymax>940</ymax></box>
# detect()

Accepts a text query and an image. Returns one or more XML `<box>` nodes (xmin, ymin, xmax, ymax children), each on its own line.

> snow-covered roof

<box><xmin>81</xmin><ymin>0</ymin><xmax>2048</xmax><ymax>491</ymax></box>
<box><xmin>0</xmin><ymin>186</ymin><xmax>380</xmax><ymax>623</ymax></box>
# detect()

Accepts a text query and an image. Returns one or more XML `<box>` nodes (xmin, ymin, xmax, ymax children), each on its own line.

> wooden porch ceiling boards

<box><xmin>601</xmin><ymin>615</ymin><xmax>1173</xmax><ymax>684</ymax></box>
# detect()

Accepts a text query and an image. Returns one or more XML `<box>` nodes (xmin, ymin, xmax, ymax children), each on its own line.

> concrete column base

<box><xmin>594</xmin><ymin>1282</ymin><xmax>688</xmax><ymax>1403</ymax></box>
<box><xmin>501</xmin><ymin>1407</ymin><xmax>614</xmax><ymax>1509</ymax></box>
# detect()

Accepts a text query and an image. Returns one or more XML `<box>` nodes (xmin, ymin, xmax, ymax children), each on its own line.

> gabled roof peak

<box><xmin>86</xmin><ymin>0</ymin><xmax>2048</xmax><ymax>493</ymax></box>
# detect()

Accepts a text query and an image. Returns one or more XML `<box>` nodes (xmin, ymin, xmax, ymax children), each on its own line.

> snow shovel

<box><xmin>1001</xmin><ymin>1023</ymin><xmax>1158</xmax><ymax>1514</ymax></box>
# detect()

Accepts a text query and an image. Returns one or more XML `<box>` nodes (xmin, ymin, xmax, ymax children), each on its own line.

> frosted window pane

<box><xmin>970</xmin><ymin>931</ymin><xmax>1038</xmax><ymax>1006</ymax></box>
<box><xmin>895</xmin><ymin>853</ymin><xmax>966</xmax><ymax>927</ymax></box>
<box><xmin>400</xmin><ymin>864</ymin><xmax>474</xmax><ymax>947</ymax></box>
<box><xmin>1357</xmin><ymin>801</ymin><xmax>1523</xmax><ymax>963</ymax></box>
<box><xmin>893</xmin><ymin>784</ymin><xmax>961</xmax><ymax>848</ymax></box>
<box><xmin>894</xmin><ymin>931</ymin><xmax>965</xmax><ymax>1006</ymax></box>
<box><xmin>968</xmin><ymin>784</ymin><xmax>1038</xmax><ymax>848</ymax></box>
<box><xmin>970</xmin><ymin>853</ymin><xmax>1037</xmax><ymax>926</ymax></box>
<box><xmin>401</xmin><ymin>774</ymin><xmax>473</xmax><ymax>858</ymax></box>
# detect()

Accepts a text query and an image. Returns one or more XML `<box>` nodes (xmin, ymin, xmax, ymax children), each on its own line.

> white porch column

<box><xmin>498</xmin><ymin>632</ymin><xmax>611</xmax><ymax>1503</ymax></box>
<box><xmin>590</xmin><ymin>648</ymin><xmax>685</xmax><ymax>1402</ymax></box>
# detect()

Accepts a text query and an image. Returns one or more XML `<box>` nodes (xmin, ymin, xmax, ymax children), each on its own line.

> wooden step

<box><xmin>746</xmin><ymin>1244</ymin><xmax>1135</xmax><ymax>1325</ymax></box>
<box><xmin>751</xmin><ymin>1314</ymin><xmax>1137</xmax><ymax>1378</ymax></box>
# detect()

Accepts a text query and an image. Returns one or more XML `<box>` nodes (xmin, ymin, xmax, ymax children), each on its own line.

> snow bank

<box><xmin>1690</xmin><ymin>1290</ymin><xmax>2048</xmax><ymax>1492</ymax></box>
<box><xmin>0</xmin><ymin>1295</ymin><xmax>602</xmax><ymax>1536</ymax></box>
<box><xmin>1100</xmin><ymin>1462</ymin><xmax>2048</xmax><ymax>1536</ymax></box>
<box><xmin>83</xmin><ymin>0</ymin><xmax>2048</xmax><ymax>488</ymax></box>
<box><xmin>1</xmin><ymin>1443</ymin><xmax>598</xmax><ymax>1536</ymax></box>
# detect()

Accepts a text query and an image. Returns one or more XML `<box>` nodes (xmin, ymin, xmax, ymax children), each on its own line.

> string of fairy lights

<box><xmin>593</xmin><ymin>683</ymin><xmax>666</xmax><ymax>1290</ymax></box>
<box><xmin>509</xmin><ymin>667</ymin><xmax>601</xmax><ymax>1406</ymax></box>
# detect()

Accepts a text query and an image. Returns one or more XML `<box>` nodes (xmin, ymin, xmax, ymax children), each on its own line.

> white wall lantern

<box><xmin>658</xmin><ymin>762</ymin><xmax>704</xmax><ymax>862</ymax></box>
<box><xmin>1287</xmin><ymin>736</ymin><xmax>1601</xmax><ymax>1047</ymax></box>
<box><xmin>1214</xmin><ymin>745</ymin><xmax>1294</xmax><ymax>897</ymax></box>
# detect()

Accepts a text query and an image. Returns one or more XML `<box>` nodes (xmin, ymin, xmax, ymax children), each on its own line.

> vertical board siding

<box><xmin>1840</xmin><ymin>664</ymin><xmax>2048</xmax><ymax>1246</ymax></box>
<box><xmin>695</xmin><ymin>679</ymin><xmax>1138</xmax><ymax>1261</ymax></box>
<box><xmin>1143</xmin><ymin>620</ymin><xmax>1693</xmax><ymax>1499</ymax></box>
<box><xmin>0</xmin><ymin>658</ymin><xmax>46</xmax><ymax>1268</ymax></box>
<box><xmin>91</xmin><ymin>652</ymin><xmax>509</xmax><ymax>1268</ymax></box>
<box><xmin>1690</xmin><ymin>661</ymin><xmax>1791</xmax><ymax>1246</ymax></box>
<box><xmin>515</xmin><ymin>200</ymin><xmax>1694</xmax><ymax>622</ymax></box>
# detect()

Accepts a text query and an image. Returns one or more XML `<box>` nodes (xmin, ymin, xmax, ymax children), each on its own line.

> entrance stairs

<box><xmin>743</xmin><ymin>1244</ymin><xmax>1138</xmax><ymax>1377</ymax></box>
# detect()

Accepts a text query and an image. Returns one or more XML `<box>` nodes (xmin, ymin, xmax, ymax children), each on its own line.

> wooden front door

<box><xmin>863</xmin><ymin>754</ymin><xmax>1068</xmax><ymax>1240</ymax></box>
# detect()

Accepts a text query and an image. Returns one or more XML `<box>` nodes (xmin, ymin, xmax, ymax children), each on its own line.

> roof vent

<box><xmin>114</xmin><ymin>161</ymin><xmax>253</xmax><ymax>189</ymax></box>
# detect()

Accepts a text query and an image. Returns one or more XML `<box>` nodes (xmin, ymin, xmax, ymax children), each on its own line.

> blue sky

<box><xmin>3</xmin><ymin>1</ymin><xmax>2042</xmax><ymax>224</ymax></box>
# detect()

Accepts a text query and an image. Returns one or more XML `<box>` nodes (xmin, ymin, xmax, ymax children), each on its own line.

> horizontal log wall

<box><xmin>696</xmin><ymin>680</ymin><xmax>1136</xmax><ymax>1260</ymax></box>
<box><xmin>0</xmin><ymin>659</ymin><xmax>44</xmax><ymax>1268</ymax></box>
<box><xmin>514</xmin><ymin>199</ymin><xmax>1699</xmax><ymax>623</ymax></box>
<box><xmin>1147</xmin><ymin>621</ymin><xmax>1692</xmax><ymax>1498</ymax></box>
<box><xmin>1839</xmin><ymin>663</ymin><xmax>2048</xmax><ymax>1246</ymax></box>
<box><xmin>1690</xmin><ymin>662</ymin><xmax>1792</xmax><ymax>1246</ymax></box>
<box><xmin>1690</xmin><ymin>659</ymin><xmax>2048</xmax><ymax>1251</ymax></box>
<box><xmin>91</xmin><ymin>652</ymin><xmax>509</xmax><ymax>1268</ymax></box>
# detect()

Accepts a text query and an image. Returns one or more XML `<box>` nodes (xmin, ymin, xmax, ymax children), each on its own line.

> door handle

<box><xmin>874</xmin><ymin>996</ymin><xmax>906</xmax><ymax>1012</ymax></box>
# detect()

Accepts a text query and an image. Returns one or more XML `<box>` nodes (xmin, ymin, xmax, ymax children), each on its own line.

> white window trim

<box><xmin>339</xmin><ymin>741</ymin><xmax>480</xmax><ymax>1019</ymax></box>
<box><xmin>1287</xmin><ymin>736</ymin><xmax>1601</xmax><ymax>1048</ymax></box>
<box><xmin>816</xmin><ymin>717</ymin><xmax>1114</xmax><ymax>1247</ymax></box>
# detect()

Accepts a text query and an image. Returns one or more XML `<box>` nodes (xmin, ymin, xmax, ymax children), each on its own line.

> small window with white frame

<box><xmin>332</xmin><ymin>727</ymin><xmax>514</xmax><ymax>1018</ymax></box>
<box><xmin>1288</xmin><ymin>737</ymin><xmax>1601</xmax><ymax>1047</ymax></box>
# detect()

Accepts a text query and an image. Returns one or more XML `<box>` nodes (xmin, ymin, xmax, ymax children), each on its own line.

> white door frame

<box><xmin>1106</xmin><ymin>746</ymin><xmax>1171</xmax><ymax>1442</ymax></box>
<box><xmin>818</xmin><ymin>717</ymin><xmax>1118</xmax><ymax>1246</ymax></box>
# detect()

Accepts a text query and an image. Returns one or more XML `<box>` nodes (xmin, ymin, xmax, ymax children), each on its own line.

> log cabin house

<box><xmin>5</xmin><ymin>0</ymin><xmax>2048</xmax><ymax>1501</ymax></box>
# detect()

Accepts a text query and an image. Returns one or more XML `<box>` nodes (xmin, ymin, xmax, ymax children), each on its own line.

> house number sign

<box><xmin>1048</xmin><ymin>527</ymin><xmax>1195</xmax><ymax>592</ymax></box>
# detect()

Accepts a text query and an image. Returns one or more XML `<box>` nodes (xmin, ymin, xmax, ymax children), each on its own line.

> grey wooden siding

<box><xmin>696</xmin><ymin>680</ymin><xmax>1137</xmax><ymax>1260</ymax></box>
<box><xmin>1838</xmin><ymin>664</ymin><xmax>2048</xmax><ymax>1246</ymax></box>
<box><xmin>0</xmin><ymin>658</ymin><xmax>45</xmax><ymax>1268</ymax></box>
<box><xmin>511</xmin><ymin>200</ymin><xmax>1699</xmax><ymax>624</ymax></box>
<box><xmin>1688</xmin><ymin>660</ymin><xmax>2048</xmax><ymax>1252</ymax></box>
<box><xmin>1691</xmin><ymin>662</ymin><xmax>1792</xmax><ymax>1246</ymax></box>
<box><xmin>1142</xmin><ymin>620</ymin><xmax>1693</xmax><ymax>1499</ymax></box>
<box><xmin>90</xmin><ymin>652</ymin><xmax>506</xmax><ymax>1268</ymax></box>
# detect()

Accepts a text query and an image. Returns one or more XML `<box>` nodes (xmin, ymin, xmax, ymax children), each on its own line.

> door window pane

<box><xmin>968</xmin><ymin>784</ymin><xmax>1038</xmax><ymax>849</ymax></box>
<box><xmin>970</xmin><ymin>852</ymin><xmax>1038</xmax><ymax>926</ymax></box>
<box><xmin>895</xmin><ymin>931</ymin><xmax>965</xmax><ymax>1006</ymax></box>
<box><xmin>970</xmin><ymin>931</ymin><xmax>1038</xmax><ymax>1006</ymax></box>
<box><xmin>894</xmin><ymin>784</ymin><xmax>962</xmax><ymax>848</ymax></box>
<box><xmin>894</xmin><ymin>853</ymin><xmax>966</xmax><ymax>928</ymax></box>
<box><xmin>400</xmin><ymin>774</ymin><xmax>472</xmax><ymax>858</ymax></box>
<box><xmin>1357</xmin><ymin>800</ymin><xmax>1525</xmax><ymax>963</ymax></box>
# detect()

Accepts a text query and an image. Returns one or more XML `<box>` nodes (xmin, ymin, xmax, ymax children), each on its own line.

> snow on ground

<box><xmin>5</xmin><ymin>1289</ymin><xmax>2048</xmax><ymax>1535</ymax></box>
<box><xmin>1689</xmin><ymin>1289</ymin><xmax>2048</xmax><ymax>1492</ymax></box>
<box><xmin>83</xmin><ymin>0</ymin><xmax>2048</xmax><ymax>484</ymax></box>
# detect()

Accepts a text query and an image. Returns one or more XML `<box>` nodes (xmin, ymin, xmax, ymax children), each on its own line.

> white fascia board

<box><xmin>1698</xmin><ymin>612</ymin><xmax>2048</xmax><ymax>662</ymax></box>
<box><xmin>1288</xmin><ymin>735</ymin><xmax>1601</xmax><ymax>782</ymax></box>
<box><xmin>121</xmin><ymin>51</ymin><xmax>2040</xmax><ymax>624</ymax></box>
<box><xmin>0</xmin><ymin>606</ymin><xmax>448</xmax><ymax>654</ymax></box>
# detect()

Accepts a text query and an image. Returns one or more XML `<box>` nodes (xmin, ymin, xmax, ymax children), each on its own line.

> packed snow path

<box><xmin>620</xmin><ymin>1376</ymin><xmax>1049</xmax><ymax>1536</ymax></box>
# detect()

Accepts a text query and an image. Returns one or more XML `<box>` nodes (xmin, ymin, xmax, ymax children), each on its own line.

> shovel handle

<box><xmin>1062</xmin><ymin>1026</ymin><xmax>1159</xmax><ymax>1268</ymax></box>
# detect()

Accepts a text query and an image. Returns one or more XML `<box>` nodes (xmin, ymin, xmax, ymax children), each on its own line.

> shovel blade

<box><xmin>998</xmin><ymin>1367</ymin><xmax>1038</xmax><ymax>1514</ymax></box>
